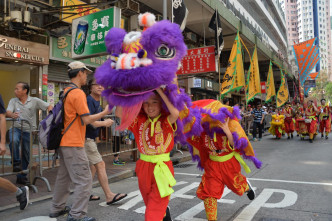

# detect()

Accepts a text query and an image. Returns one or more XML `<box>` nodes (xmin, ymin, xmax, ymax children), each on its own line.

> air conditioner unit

<box><xmin>117</xmin><ymin>0</ymin><xmax>140</xmax><ymax>16</ymax></box>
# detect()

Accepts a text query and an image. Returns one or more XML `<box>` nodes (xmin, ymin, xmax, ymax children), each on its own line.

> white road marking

<box><xmin>174</xmin><ymin>172</ymin><xmax>332</xmax><ymax>186</ymax></box>
<box><xmin>19</xmin><ymin>217</ymin><xmax>56</xmax><ymax>221</ymax></box>
<box><xmin>234</xmin><ymin>188</ymin><xmax>298</xmax><ymax>221</ymax></box>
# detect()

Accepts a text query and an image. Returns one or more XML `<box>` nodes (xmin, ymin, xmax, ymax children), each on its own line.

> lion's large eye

<box><xmin>155</xmin><ymin>44</ymin><xmax>175</xmax><ymax>59</ymax></box>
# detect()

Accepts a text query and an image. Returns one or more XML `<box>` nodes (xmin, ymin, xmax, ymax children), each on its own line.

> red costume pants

<box><xmin>319</xmin><ymin>119</ymin><xmax>331</xmax><ymax>133</ymax></box>
<box><xmin>284</xmin><ymin>118</ymin><xmax>295</xmax><ymax>134</ymax></box>
<box><xmin>135</xmin><ymin>159</ymin><xmax>174</xmax><ymax>221</ymax></box>
<box><xmin>197</xmin><ymin>157</ymin><xmax>248</xmax><ymax>200</ymax></box>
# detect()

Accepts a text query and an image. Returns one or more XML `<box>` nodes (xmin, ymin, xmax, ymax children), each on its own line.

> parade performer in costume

<box><xmin>294</xmin><ymin>101</ymin><xmax>304</xmax><ymax>136</ymax></box>
<box><xmin>318</xmin><ymin>99</ymin><xmax>331</xmax><ymax>139</ymax></box>
<box><xmin>95</xmin><ymin>12</ymin><xmax>201</xmax><ymax>220</ymax></box>
<box><xmin>116</xmin><ymin>88</ymin><xmax>178</xmax><ymax>221</ymax></box>
<box><xmin>268</xmin><ymin>113</ymin><xmax>285</xmax><ymax>139</ymax></box>
<box><xmin>186</xmin><ymin>100</ymin><xmax>262</xmax><ymax>221</ymax></box>
<box><xmin>282</xmin><ymin>102</ymin><xmax>295</xmax><ymax>139</ymax></box>
<box><xmin>305</xmin><ymin>100</ymin><xmax>318</xmax><ymax>143</ymax></box>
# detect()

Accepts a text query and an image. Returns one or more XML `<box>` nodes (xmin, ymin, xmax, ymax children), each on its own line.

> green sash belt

<box><xmin>140</xmin><ymin>153</ymin><xmax>176</xmax><ymax>198</ymax></box>
<box><xmin>209</xmin><ymin>151</ymin><xmax>251</xmax><ymax>174</ymax></box>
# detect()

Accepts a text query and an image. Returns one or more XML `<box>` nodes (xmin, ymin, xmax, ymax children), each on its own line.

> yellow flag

<box><xmin>246</xmin><ymin>46</ymin><xmax>261</xmax><ymax>103</ymax></box>
<box><xmin>276</xmin><ymin>70</ymin><xmax>289</xmax><ymax>108</ymax></box>
<box><xmin>60</xmin><ymin>0</ymin><xmax>100</xmax><ymax>23</ymax></box>
<box><xmin>265</xmin><ymin>60</ymin><xmax>276</xmax><ymax>103</ymax></box>
<box><xmin>220</xmin><ymin>32</ymin><xmax>245</xmax><ymax>96</ymax></box>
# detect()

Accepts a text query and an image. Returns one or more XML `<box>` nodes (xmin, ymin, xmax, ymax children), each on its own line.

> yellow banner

<box><xmin>220</xmin><ymin>32</ymin><xmax>245</xmax><ymax>96</ymax></box>
<box><xmin>246</xmin><ymin>46</ymin><xmax>261</xmax><ymax>103</ymax></box>
<box><xmin>266</xmin><ymin>60</ymin><xmax>276</xmax><ymax>103</ymax></box>
<box><xmin>276</xmin><ymin>70</ymin><xmax>289</xmax><ymax>108</ymax></box>
<box><xmin>60</xmin><ymin>0</ymin><xmax>100</xmax><ymax>23</ymax></box>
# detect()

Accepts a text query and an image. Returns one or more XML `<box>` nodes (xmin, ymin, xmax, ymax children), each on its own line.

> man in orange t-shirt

<box><xmin>50</xmin><ymin>61</ymin><xmax>111</xmax><ymax>221</ymax></box>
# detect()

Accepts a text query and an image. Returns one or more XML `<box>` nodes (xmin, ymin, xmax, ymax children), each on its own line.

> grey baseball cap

<box><xmin>68</xmin><ymin>61</ymin><xmax>92</xmax><ymax>74</ymax></box>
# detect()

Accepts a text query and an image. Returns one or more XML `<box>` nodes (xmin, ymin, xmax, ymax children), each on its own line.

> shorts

<box><xmin>84</xmin><ymin>138</ymin><xmax>103</xmax><ymax>165</ymax></box>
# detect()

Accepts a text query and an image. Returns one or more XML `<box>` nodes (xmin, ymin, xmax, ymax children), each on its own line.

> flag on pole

<box><xmin>246</xmin><ymin>46</ymin><xmax>261</xmax><ymax>103</ymax></box>
<box><xmin>265</xmin><ymin>60</ymin><xmax>276</xmax><ymax>103</ymax></box>
<box><xmin>208</xmin><ymin>10</ymin><xmax>224</xmax><ymax>56</ymax></box>
<box><xmin>276</xmin><ymin>70</ymin><xmax>289</xmax><ymax>108</ymax></box>
<box><xmin>220</xmin><ymin>32</ymin><xmax>245</xmax><ymax>97</ymax></box>
<box><xmin>172</xmin><ymin>0</ymin><xmax>189</xmax><ymax>31</ymax></box>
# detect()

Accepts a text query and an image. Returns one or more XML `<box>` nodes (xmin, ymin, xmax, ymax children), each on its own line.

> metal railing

<box><xmin>1</xmin><ymin>118</ymin><xmax>50</xmax><ymax>193</ymax></box>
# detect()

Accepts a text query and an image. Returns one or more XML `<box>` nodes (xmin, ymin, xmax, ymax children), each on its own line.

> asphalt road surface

<box><xmin>3</xmin><ymin>135</ymin><xmax>332</xmax><ymax>221</ymax></box>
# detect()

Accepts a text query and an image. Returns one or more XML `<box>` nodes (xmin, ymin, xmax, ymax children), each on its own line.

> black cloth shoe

<box><xmin>16</xmin><ymin>177</ymin><xmax>28</xmax><ymax>185</ymax></box>
<box><xmin>309</xmin><ymin>139</ymin><xmax>313</xmax><ymax>143</ymax></box>
<box><xmin>291</xmin><ymin>133</ymin><xmax>293</xmax><ymax>138</ymax></box>
<box><xmin>287</xmin><ymin>136</ymin><xmax>290</xmax><ymax>139</ymax></box>
<box><xmin>246</xmin><ymin>179</ymin><xmax>255</xmax><ymax>200</ymax></box>
<box><xmin>163</xmin><ymin>206</ymin><xmax>173</xmax><ymax>221</ymax></box>
<box><xmin>16</xmin><ymin>186</ymin><xmax>29</xmax><ymax>210</ymax></box>
<box><xmin>49</xmin><ymin>206</ymin><xmax>71</xmax><ymax>218</ymax></box>
<box><xmin>13</xmin><ymin>166</ymin><xmax>22</xmax><ymax>172</ymax></box>
<box><xmin>321</xmin><ymin>134</ymin><xmax>324</xmax><ymax>138</ymax></box>
<box><xmin>326</xmin><ymin>135</ymin><xmax>328</xmax><ymax>139</ymax></box>
<box><xmin>67</xmin><ymin>214</ymin><xmax>96</xmax><ymax>221</ymax></box>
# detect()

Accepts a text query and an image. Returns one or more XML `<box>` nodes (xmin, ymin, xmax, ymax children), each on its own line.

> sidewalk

<box><xmin>0</xmin><ymin>148</ymin><xmax>192</xmax><ymax>212</ymax></box>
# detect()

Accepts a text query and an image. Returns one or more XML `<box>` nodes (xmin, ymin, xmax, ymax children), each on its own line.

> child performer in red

<box><xmin>116</xmin><ymin>88</ymin><xmax>179</xmax><ymax>221</ymax></box>
<box><xmin>305</xmin><ymin>100</ymin><xmax>318</xmax><ymax>143</ymax></box>
<box><xmin>283</xmin><ymin>102</ymin><xmax>295</xmax><ymax>139</ymax></box>
<box><xmin>187</xmin><ymin>100</ymin><xmax>261</xmax><ymax>221</ymax></box>
<box><xmin>318</xmin><ymin>98</ymin><xmax>331</xmax><ymax>139</ymax></box>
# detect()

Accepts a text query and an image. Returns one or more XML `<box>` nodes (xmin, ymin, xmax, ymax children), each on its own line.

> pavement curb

<box><xmin>0</xmin><ymin>154</ymin><xmax>192</xmax><ymax>212</ymax></box>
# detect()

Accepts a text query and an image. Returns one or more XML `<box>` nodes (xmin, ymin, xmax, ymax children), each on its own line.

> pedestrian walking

<box><xmin>6</xmin><ymin>82</ymin><xmax>53</xmax><ymax>184</ymax></box>
<box><xmin>0</xmin><ymin>94</ymin><xmax>29</xmax><ymax>210</ymax></box>
<box><xmin>304</xmin><ymin>100</ymin><xmax>318</xmax><ymax>143</ymax></box>
<box><xmin>84</xmin><ymin>79</ymin><xmax>127</xmax><ymax>204</ymax></box>
<box><xmin>116</xmin><ymin>88</ymin><xmax>179</xmax><ymax>221</ymax></box>
<box><xmin>251</xmin><ymin>103</ymin><xmax>265</xmax><ymax>141</ymax></box>
<box><xmin>49</xmin><ymin>61</ymin><xmax>111</xmax><ymax>221</ymax></box>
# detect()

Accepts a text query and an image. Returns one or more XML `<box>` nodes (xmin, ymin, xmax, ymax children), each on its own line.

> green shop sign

<box><xmin>71</xmin><ymin>7</ymin><xmax>121</xmax><ymax>59</ymax></box>
<box><xmin>50</xmin><ymin>35</ymin><xmax>107</xmax><ymax>67</ymax></box>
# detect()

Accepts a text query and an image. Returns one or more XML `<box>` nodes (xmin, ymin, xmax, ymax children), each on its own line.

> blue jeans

<box><xmin>9</xmin><ymin>128</ymin><xmax>30</xmax><ymax>178</ymax></box>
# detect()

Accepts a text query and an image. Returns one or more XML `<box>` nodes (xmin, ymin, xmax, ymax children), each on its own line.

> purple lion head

<box><xmin>95</xmin><ymin>13</ymin><xmax>187</xmax><ymax>129</ymax></box>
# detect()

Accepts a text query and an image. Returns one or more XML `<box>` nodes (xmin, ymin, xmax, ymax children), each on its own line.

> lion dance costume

<box><xmin>95</xmin><ymin>12</ymin><xmax>261</xmax><ymax>221</ymax></box>
<box><xmin>186</xmin><ymin>100</ymin><xmax>262</xmax><ymax>221</ymax></box>
<box><xmin>269</xmin><ymin>114</ymin><xmax>285</xmax><ymax>139</ymax></box>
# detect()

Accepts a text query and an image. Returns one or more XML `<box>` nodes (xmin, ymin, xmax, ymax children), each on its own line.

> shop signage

<box><xmin>0</xmin><ymin>35</ymin><xmax>49</xmax><ymax>65</ymax></box>
<box><xmin>50</xmin><ymin>36</ymin><xmax>107</xmax><ymax>67</ymax></box>
<box><xmin>71</xmin><ymin>7</ymin><xmax>121</xmax><ymax>59</ymax></box>
<box><xmin>60</xmin><ymin>0</ymin><xmax>100</xmax><ymax>24</ymax></box>
<box><xmin>177</xmin><ymin>46</ymin><xmax>217</xmax><ymax>75</ymax></box>
<box><xmin>261</xmin><ymin>81</ymin><xmax>266</xmax><ymax>93</ymax></box>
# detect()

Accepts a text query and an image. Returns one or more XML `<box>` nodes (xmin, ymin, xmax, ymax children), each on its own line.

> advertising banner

<box><xmin>71</xmin><ymin>7</ymin><xmax>121</xmax><ymax>59</ymax></box>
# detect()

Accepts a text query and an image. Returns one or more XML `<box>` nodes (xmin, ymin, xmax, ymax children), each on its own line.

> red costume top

<box><xmin>319</xmin><ymin>105</ymin><xmax>330</xmax><ymax>119</ymax></box>
<box><xmin>295</xmin><ymin>106</ymin><xmax>304</xmax><ymax>119</ymax></box>
<box><xmin>284</xmin><ymin>107</ymin><xmax>293</xmax><ymax>118</ymax></box>
<box><xmin>129</xmin><ymin>113</ymin><xmax>176</xmax><ymax>155</ymax></box>
<box><xmin>305</xmin><ymin>106</ymin><xmax>317</xmax><ymax>118</ymax></box>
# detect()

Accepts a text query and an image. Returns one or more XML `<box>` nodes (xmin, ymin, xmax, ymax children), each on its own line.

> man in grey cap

<box><xmin>49</xmin><ymin>61</ymin><xmax>111</xmax><ymax>221</ymax></box>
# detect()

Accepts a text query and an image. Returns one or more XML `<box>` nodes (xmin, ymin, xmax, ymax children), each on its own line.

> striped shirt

<box><xmin>251</xmin><ymin>108</ymin><xmax>265</xmax><ymax>123</ymax></box>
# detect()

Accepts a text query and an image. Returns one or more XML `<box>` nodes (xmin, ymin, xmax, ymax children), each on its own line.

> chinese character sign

<box><xmin>71</xmin><ymin>7</ymin><xmax>121</xmax><ymax>59</ymax></box>
<box><xmin>177</xmin><ymin>46</ymin><xmax>217</xmax><ymax>75</ymax></box>
<box><xmin>50</xmin><ymin>36</ymin><xmax>107</xmax><ymax>67</ymax></box>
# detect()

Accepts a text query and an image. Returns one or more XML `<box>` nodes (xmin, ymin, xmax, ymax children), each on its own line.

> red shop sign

<box><xmin>261</xmin><ymin>82</ymin><xmax>266</xmax><ymax>94</ymax></box>
<box><xmin>177</xmin><ymin>46</ymin><xmax>217</xmax><ymax>75</ymax></box>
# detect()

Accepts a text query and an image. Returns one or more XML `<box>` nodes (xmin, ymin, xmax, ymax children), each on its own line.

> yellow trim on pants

<box><xmin>140</xmin><ymin>153</ymin><xmax>176</xmax><ymax>198</ymax></box>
